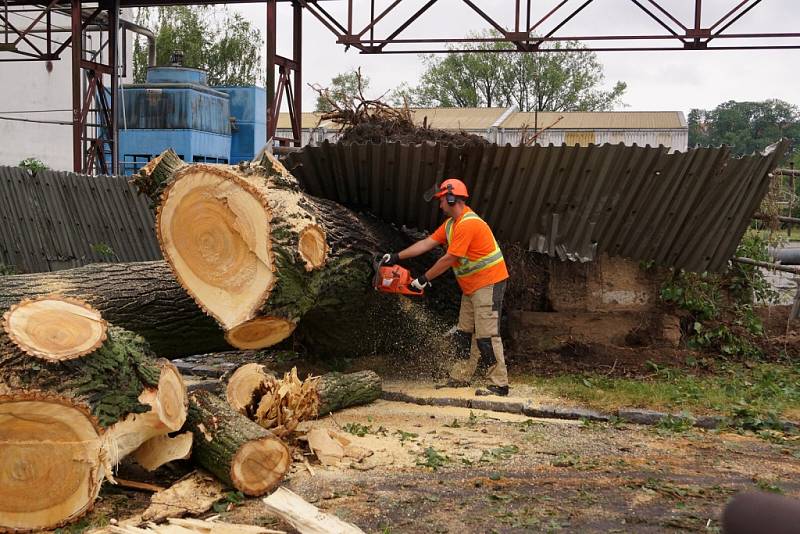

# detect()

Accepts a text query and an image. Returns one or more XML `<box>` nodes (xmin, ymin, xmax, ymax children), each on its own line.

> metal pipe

<box><xmin>753</xmin><ymin>213</ymin><xmax>800</xmax><ymax>226</ymax></box>
<box><xmin>119</xmin><ymin>17</ymin><xmax>154</xmax><ymax>66</ymax></box>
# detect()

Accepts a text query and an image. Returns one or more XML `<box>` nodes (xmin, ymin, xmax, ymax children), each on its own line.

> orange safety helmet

<box><xmin>425</xmin><ymin>178</ymin><xmax>469</xmax><ymax>204</ymax></box>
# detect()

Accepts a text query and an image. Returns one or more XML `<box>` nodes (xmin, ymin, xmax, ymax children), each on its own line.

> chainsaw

<box><xmin>372</xmin><ymin>255</ymin><xmax>425</xmax><ymax>296</ymax></box>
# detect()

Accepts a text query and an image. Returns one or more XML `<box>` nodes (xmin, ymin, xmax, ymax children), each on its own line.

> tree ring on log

<box><xmin>2</xmin><ymin>296</ymin><xmax>107</xmax><ymax>361</ymax></box>
<box><xmin>0</xmin><ymin>393</ymin><xmax>101</xmax><ymax>532</ymax></box>
<box><xmin>224</xmin><ymin>317</ymin><xmax>296</xmax><ymax>350</ymax></box>
<box><xmin>231</xmin><ymin>438</ymin><xmax>291</xmax><ymax>496</ymax></box>
<box><xmin>158</xmin><ymin>165</ymin><xmax>276</xmax><ymax>330</ymax></box>
<box><xmin>298</xmin><ymin>223</ymin><xmax>327</xmax><ymax>271</ymax></box>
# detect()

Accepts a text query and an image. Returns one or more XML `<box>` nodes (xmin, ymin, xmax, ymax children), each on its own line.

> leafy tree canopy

<box><xmin>404</xmin><ymin>31</ymin><xmax>626</xmax><ymax>111</ymax></box>
<box><xmin>688</xmin><ymin>100</ymin><xmax>800</xmax><ymax>162</ymax></box>
<box><xmin>133</xmin><ymin>6</ymin><xmax>263</xmax><ymax>86</ymax></box>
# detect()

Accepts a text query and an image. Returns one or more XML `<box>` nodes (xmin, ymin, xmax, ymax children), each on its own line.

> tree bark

<box><xmin>316</xmin><ymin>370</ymin><xmax>382</xmax><ymax>416</ymax></box>
<box><xmin>185</xmin><ymin>390</ymin><xmax>290</xmax><ymax>496</ymax></box>
<box><xmin>141</xmin><ymin>149</ymin><xmax>458</xmax><ymax>354</ymax></box>
<box><xmin>0</xmin><ymin>299</ymin><xmax>188</xmax><ymax>532</ymax></box>
<box><xmin>0</xmin><ymin>261</ymin><xmax>229</xmax><ymax>358</ymax></box>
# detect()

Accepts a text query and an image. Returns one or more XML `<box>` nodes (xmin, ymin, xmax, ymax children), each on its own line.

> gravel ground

<box><xmin>90</xmin><ymin>397</ymin><xmax>800</xmax><ymax>534</ymax></box>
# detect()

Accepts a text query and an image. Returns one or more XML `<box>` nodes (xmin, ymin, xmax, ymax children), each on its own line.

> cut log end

<box><xmin>0</xmin><ymin>394</ymin><xmax>101</xmax><ymax>532</ymax></box>
<box><xmin>224</xmin><ymin>317</ymin><xmax>296</xmax><ymax>350</ymax></box>
<box><xmin>226</xmin><ymin>363</ymin><xmax>271</xmax><ymax>414</ymax></box>
<box><xmin>298</xmin><ymin>224</ymin><xmax>327</xmax><ymax>270</ymax></box>
<box><xmin>158</xmin><ymin>165</ymin><xmax>275</xmax><ymax>330</ymax></box>
<box><xmin>2</xmin><ymin>296</ymin><xmax>107</xmax><ymax>362</ymax></box>
<box><xmin>231</xmin><ymin>438</ymin><xmax>292</xmax><ymax>496</ymax></box>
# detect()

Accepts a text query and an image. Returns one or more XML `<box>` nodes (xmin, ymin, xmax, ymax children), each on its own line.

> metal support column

<box><xmin>71</xmin><ymin>0</ymin><xmax>82</xmax><ymax>172</ymax></box>
<box><xmin>266</xmin><ymin>0</ymin><xmax>302</xmax><ymax>147</ymax></box>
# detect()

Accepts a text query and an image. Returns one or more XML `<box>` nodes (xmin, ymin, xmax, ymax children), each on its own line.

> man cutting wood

<box><xmin>381</xmin><ymin>178</ymin><xmax>510</xmax><ymax>397</ymax></box>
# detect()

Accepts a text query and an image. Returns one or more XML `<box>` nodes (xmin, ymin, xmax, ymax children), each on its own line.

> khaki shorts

<box><xmin>449</xmin><ymin>280</ymin><xmax>507</xmax><ymax>386</ymax></box>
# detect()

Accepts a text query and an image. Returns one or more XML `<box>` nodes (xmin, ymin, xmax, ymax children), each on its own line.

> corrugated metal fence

<box><xmin>0</xmin><ymin>166</ymin><xmax>160</xmax><ymax>273</ymax></box>
<box><xmin>286</xmin><ymin>140</ymin><xmax>788</xmax><ymax>273</ymax></box>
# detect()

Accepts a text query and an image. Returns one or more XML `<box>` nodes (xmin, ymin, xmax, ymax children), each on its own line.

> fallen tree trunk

<box><xmin>138</xmin><ymin>149</ymin><xmax>458</xmax><ymax>354</ymax></box>
<box><xmin>226</xmin><ymin>364</ymin><xmax>381</xmax><ymax>436</ymax></box>
<box><xmin>185</xmin><ymin>390</ymin><xmax>291</xmax><ymax>496</ymax></box>
<box><xmin>0</xmin><ymin>261</ymin><xmax>229</xmax><ymax>358</ymax></box>
<box><xmin>0</xmin><ymin>296</ymin><xmax>188</xmax><ymax>532</ymax></box>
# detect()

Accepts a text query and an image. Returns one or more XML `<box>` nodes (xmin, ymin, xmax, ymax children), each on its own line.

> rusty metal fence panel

<box><xmin>286</xmin><ymin>141</ymin><xmax>788</xmax><ymax>273</ymax></box>
<box><xmin>0</xmin><ymin>166</ymin><xmax>160</xmax><ymax>273</ymax></box>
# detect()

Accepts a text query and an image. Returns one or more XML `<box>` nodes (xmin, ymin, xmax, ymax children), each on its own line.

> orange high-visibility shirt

<box><xmin>431</xmin><ymin>207</ymin><xmax>509</xmax><ymax>295</ymax></box>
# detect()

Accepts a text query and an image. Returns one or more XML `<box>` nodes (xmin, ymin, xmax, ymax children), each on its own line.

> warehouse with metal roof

<box><xmin>278</xmin><ymin>108</ymin><xmax>688</xmax><ymax>152</ymax></box>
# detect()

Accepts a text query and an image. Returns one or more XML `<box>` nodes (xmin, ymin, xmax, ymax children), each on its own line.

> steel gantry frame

<box><xmin>300</xmin><ymin>0</ymin><xmax>800</xmax><ymax>53</ymax></box>
<box><xmin>1</xmin><ymin>0</ymin><xmax>799</xmax><ymax>173</ymax></box>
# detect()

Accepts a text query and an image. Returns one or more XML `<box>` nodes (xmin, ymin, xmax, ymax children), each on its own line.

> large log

<box><xmin>185</xmin><ymin>390</ymin><xmax>290</xmax><ymax>496</ymax></box>
<box><xmin>139</xmin><ymin>149</ymin><xmax>458</xmax><ymax>354</ymax></box>
<box><xmin>0</xmin><ymin>297</ymin><xmax>188</xmax><ymax>532</ymax></box>
<box><xmin>0</xmin><ymin>261</ymin><xmax>229</xmax><ymax>358</ymax></box>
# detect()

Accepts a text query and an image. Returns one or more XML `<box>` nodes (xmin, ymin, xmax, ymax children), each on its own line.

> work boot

<box><xmin>475</xmin><ymin>385</ymin><xmax>509</xmax><ymax>397</ymax></box>
<box><xmin>435</xmin><ymin>379</ymin><xmax>470</xmax><ymax>389</ymax></box>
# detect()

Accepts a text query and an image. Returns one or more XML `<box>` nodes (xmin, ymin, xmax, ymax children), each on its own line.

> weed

<box><xmin>19</xmin><ymin>157</ymin><xmax>48</xmax><ymax>173</ymax></box>
<box><xmin>416</xmin><ymin>446</ymin><xmax>449</xmax><ymax>470</ymax></box>
<box><xmin>443</xmin><ymin>418</ymin><xmax>461</xmax><ymax>428</ymax></box>
<box><xmin>0</xmin><ymin>263</ymin><xmax>16</xmax><ymax>276</ymax></box>
<box><xmin>343</xmin><ymin>422</ymin><xmax>372</xmax><ymax>437</ymax></box>
<box><xmin>753</xmin><ymin>478</ymin><xmax>784</xmax><ymax>494</ymax></box>
<box><xmin>91</xmin><ymin>242</ymin><xmax>116</xmax><ymax>260</ymax></box>
<box><xmin>516</xmin><ymin>419</ymin><xmax>542</xmax><ymax>431</ymax></box>
<box><xmin>480</xmin><ymin>444</ymin><xmax>520</xmax><ymax>463</ymax></box>
<box><xmin>54</xmin><ymin>514</ymin><xmax>108</xmax><ymax>534</ymax></box>
<box><xmin>466</xmin><ymin>410</ymin><xmax>480</xmax><ymax>426</ymax></box>
<box><xmin>395</xmin><ymin>429</ymin><xmax>418</xmax><ymax>443</ymax></box>
<box><xmin>213</xmin><ymin>491</ymin><xmax>245</xmax><ymax>513</ymax></box>
<box><xmin>655</xmin><ymin>414</ymin><xmax>695</xmax><ymax>434</ymax></box>
<box><xmin>552</xmin><ymin>454</ymin><xmax>578</xmax><ymax>467</ymax></box>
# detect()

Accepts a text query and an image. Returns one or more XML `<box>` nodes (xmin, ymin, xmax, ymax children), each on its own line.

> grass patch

<box><xmin>518</xmin><ymin>361</ymin><xmax>800</xmax><ymax>421</ymax></box>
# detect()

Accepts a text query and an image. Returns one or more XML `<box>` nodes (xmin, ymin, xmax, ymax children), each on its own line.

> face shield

<box><xmin>423</xmin><ymin>182</ymin><xmax>441</xmax><ymax>202</ymax></box>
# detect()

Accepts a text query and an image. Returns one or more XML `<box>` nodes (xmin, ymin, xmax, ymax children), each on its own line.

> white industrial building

<box><xmin>0</xmin><ymin>10</ymin><xmax>137</xmax><ymax>172</ymax></box>
<box><xmin>278</xmin><ymin>108</ymin><xmax>688</xmax><ymax>152</ymax></box>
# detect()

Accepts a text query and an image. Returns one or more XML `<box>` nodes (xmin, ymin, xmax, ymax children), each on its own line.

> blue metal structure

<box><xmin>118</xmin><ymin>66</ymin><xmax>270</xmax><ymax>173</ymax></box>
<box><xmin>217</xmin><ymin>87</ymin><xmax>267</xmax><ymax>164</ymax></box>
<box><xmin>119</xmin><ymin>66</ymin><xmax>232</xmax><ymax>175</ymax></box>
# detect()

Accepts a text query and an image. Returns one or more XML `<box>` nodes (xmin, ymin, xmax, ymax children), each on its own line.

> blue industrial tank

<box><xmin>119</xmin><ymin>65</ymin><xmax>232</xmax><ymax>174</ymax></box>
<box><xmin>216</xmin><ymin>86</ymin><xmax>266</xmax><ymax>164</ymax></box>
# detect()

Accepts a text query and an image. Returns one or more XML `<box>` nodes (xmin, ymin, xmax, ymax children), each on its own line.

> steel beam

<box><xmin>266</xmin><ymin>0</ymin><xmax>302</xmax><ymax>146</ymax></box>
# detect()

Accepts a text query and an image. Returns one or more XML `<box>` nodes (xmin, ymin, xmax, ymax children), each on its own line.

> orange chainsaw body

<box><xmin>373</xmin><ymin>263</ymin><xmax>424</xmax><ymax>296</ymax></box>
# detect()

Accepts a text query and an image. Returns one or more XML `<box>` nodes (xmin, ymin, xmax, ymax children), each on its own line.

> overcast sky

<box><xmin>229</xmin><ymin>0</ymin><xmax>800</xmax><ymax>115</ymax></box>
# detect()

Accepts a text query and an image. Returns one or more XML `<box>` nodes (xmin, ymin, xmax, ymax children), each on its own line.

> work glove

<box><xmin>381</xmin><ymin>252</ymin><xmax>400</xmax><ymax>266</ymax></box>
<box><xmin>409</xmin><ymin>274</ymin><xmax>429</xmax><ymax>293</ymax></box>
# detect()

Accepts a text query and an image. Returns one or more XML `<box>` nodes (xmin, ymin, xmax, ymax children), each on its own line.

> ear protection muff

<box><xmin>445</xmin><ymin>184</ymin><xmax>456</xmax><ymax>206</ymax></box>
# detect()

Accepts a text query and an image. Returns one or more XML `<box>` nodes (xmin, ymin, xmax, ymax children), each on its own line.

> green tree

<box><xmin>409</xmin><ymin>31</ymin><xmax>626</xmax><ymax>111</ymax></box>
<box><xmin>688</xmin><ymin>100</ymin><xmax>800</xmax><ymax>156</ymax></box>
<box><xmin>132</xmin><ymin>6</ymin><xmax>263</xmax><ymax>86</ymax></box>
<box><xmin>314</xmin><ymin>69</ymin><xmax>371</xmax><ymax>112</ymax></box>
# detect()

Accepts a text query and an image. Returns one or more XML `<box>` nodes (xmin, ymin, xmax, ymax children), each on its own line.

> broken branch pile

<box><xmin>310</xmin><ymin>68</ymin><xmax>488</xmax><ymax>146</ymax></box>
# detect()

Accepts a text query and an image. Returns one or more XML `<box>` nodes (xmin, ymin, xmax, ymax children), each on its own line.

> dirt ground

<box><xmin>90</xmin><ymin>392</ymin><xmax>800</xmax><ymax>534</ymax></box>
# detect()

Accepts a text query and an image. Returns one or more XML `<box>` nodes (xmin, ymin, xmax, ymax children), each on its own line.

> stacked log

<box><xmin>0</xmin><ymin>296</ymin><xmax>188</xmax><ymax>532</ymax></box>
<box><xmin>0</xmin><ymin>262</ymin><xmax>229</xmax><ymax>358</ymax></box>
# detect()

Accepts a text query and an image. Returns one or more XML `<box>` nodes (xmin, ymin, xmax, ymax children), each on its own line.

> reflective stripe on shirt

<box><xmin>445</xmin><ymin>212</ymin><xmax>505</xmax><ymax>278</ymax></box>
